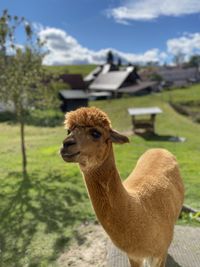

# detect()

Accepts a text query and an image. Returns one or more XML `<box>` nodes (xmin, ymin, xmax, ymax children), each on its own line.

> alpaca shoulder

<box><xmin>123</xmin><ymin>148</ymin><xmax>181</xmax><ymax>193</ymax></box>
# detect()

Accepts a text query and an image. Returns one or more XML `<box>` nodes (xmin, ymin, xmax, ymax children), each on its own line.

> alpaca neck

<box><xmin>80</xmin><ymin>146</ymin><xmax>136</xmax><ymax>245</ymax></box>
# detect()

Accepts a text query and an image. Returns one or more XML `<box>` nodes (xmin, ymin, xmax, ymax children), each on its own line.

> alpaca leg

<box><xmin>158</xmin><ymin>253</ymin><xmax>167</xmax><ymax>267</ymax></box>
<box><xmin>129</xmin><ymin>258</ymin><xmax>143</xmax><ymax>267</ymax></box>
<box><xmin>146</xmin><ymin>256</ymin><xmax>166</xmax><ymax>267</ymax></box>
<box><xmin>151</xmin><ymin>254</ymin><xmax>167</xmax><ymax>267</ymax></box>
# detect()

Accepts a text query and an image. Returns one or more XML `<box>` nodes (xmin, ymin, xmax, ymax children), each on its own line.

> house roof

<box><xmin>118</xmin><ymin>81</ymin><xmax>157</xmax><ymax>94</ymax></box>
<box><xmin>60</xmin><ymin>74</ymin><xmax>86</xmax><ymax>89</ymax></box>
<box><xmin>84</xmin><ymin>64</ymin><xmax>119</xmax><ymax>83</ymax></box>
<box><xmin>89</xmin><ymin>71</ymin><xmax>131</xmax><ymax>91</ymax></box>
<box><xmin>101</xmin><ymin>64</ymin><xmax>113</xmax><ymax>74</ymax></box>
<box><xmin>84</xmin><ymin>66</ymin><xmax>102</xmax><ymax>82</ymax></box>
<box><xmin>59</xmin><ymin>90</ymin><xmax>88</xmax><ymax>100</ymax></box>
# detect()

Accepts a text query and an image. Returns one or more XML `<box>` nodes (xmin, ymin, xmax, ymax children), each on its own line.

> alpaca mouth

<box><xmin>61</xmin><ymin>151</ymin><xmax>80</xmax><ymax>159</ymax></box>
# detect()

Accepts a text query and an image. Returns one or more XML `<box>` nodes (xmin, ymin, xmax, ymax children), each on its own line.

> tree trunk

<box><xmin>20</xmin><ymin>119</ymin><xmax>27</xmax><ymax>179</ymax></box>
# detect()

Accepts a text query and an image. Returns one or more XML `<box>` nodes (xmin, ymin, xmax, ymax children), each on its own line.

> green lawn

<box><xmin>0</xmin><ymin>84</ymin><xmax>200</xmax><ymax>266</ymax></box>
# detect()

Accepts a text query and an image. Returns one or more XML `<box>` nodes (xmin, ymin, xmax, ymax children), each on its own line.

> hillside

<box><xmin>44</xmin><ymin>64</ymin><xmax>96</xmax><ymax>77</ymax></box>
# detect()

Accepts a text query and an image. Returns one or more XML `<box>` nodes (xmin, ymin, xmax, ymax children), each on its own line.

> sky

<box><xmin>0</xmin><ymin>0</ymin><xmax>200</xmax><ymax>65</ymax></box>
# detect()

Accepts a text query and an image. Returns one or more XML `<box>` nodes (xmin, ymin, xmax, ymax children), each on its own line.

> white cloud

<box><xmin>38</xmin><ymin>26</ymin><xmax>166</xmax><ymax>65</ymax></box>
<box><xmin>167</xmin><ymin>33</ymin><xmax>200</xmax><ymax>58</ymax></box>
<box><xmin>106</xmin><ymin>0</ymin><xmax>200</xmax><ymax>23</ymax></box>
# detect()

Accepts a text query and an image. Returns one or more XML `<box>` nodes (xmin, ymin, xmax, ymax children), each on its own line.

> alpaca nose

<box><xmin>63</xmin><ymin>139</ymin><xmax>76</xmax><ymax>149</ymax></box>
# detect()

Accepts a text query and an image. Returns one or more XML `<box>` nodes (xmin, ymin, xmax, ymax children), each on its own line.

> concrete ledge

<box><xmin>107</xmin><ymin>226</ymin><xmax>200</xmax><ymax>267</ymax></box>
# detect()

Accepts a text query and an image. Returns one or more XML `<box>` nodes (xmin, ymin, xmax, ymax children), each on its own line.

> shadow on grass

<box><xmin>0</xmin><ymin>170</ymin><xmax>92</xmax><ymax>266</ymax></box>
<box><xmin>0</xmin><ymin>110</ymin><xmax>64</xmax><ymax>127</ymax></box>
<box><xmin>136</xmin><ymin>132</ymin><xmax>183</xmax><ymax>142</ymax></box>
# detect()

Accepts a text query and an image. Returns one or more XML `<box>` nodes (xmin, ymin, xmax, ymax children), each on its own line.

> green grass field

<box><xmin>44</xmin><ymin>64</ymin><xmax>96</xmax><ymax>77</ymax></box>
<box><xmin>0</xmin><ymin>84</ymin><xmax>200</xmax><ymax>266</ymax></box>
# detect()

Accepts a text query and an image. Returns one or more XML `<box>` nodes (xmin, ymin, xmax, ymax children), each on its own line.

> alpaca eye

<box><xmin>90</xmin><ymin>129</ymin><xmax>102</xmax><ymax>139</ymax></box>
<box><xmin>67</xmin><ymin>129</ymin><xmax>71</xmax><ymax>135</ymax></box>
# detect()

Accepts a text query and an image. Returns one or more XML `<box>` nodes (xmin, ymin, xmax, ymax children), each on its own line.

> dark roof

<box><xmin>118</xmin><ymin>81</ymin><xmax>157</xmax><ymax>94</ymax></box>
<box><xmin>89</xmin><ymin>71</ymin><xmax>131</xmax><ymax>91</ymax></box>
<box><xmin>59</xmin><ymin>90</ymin><xmax>88</xmax><ymax>100</ymax></box>
<box><xmin>60</xmin><ymin>74</ymin><xmax>86</xmax><ymax>89</ymax></box>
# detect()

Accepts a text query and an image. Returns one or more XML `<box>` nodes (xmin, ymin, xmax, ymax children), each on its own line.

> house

<box><xmin>156</xmin><ymin>67</ymin><xmax>200</xmax><ymax>87</ymax></box>
<box><xmin>84</xmin><ymin>66</ymin><xmax>103</xmax><ymax>86</ymax></box>
<box><xmin>84</xmin><ymin>63</ymin><xmax>119</xmax><ymax>86</ymax></box>
<box><xmin>59</xmin><ymin>74</ymin><xmax>86</xmax><ymax>89</ymax></box>
<box><xmin>118</xmin><ymin>81</ymin><xmax>158</xmax><ymax>95</ymax></box>
<box><xmin>89</xmin><ymin>71</ymin><xmax>132</xmax><ymax>92</ymax></box>
<box><xmin>59</xmin><ymin>90</ymin><xmax>88</xmax><ymax>112</ymax></box>
<box><xmin>88</xmin><ymin>67</ymin><xmax>156</xmax><ymax>97</ymax></box>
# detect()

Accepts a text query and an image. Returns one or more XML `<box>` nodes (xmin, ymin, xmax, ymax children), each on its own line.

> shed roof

<box><xmin>89</xmin><ymin>71</ymin><xmax>130</xmax><ymax>91</ymax></box>
<box><xmin>59</xmin><ymin>90</ymin><xmax>88</xmax><ymax>100</ymax></box>
<box><xmin>128</xmin><ymin>107</ymin><xmax>163</xmax><ymax>116</ymax></box>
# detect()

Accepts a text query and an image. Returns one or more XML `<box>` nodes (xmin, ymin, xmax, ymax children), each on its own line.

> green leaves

<box><xmin>0</xmin><ymin>10</ymin><xmax>57</xmax><ymax>116</ymax></box>
<box><xmin>0</xmin><ymin>10</ymin><xmax>58</xmax><ymax>177</ymax></box>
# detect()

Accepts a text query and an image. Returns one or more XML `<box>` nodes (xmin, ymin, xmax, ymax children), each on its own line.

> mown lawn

<box><xmin>0</xmin><ymin>85</ymin><xmax>200</xmax><ymax>266</ymax></box>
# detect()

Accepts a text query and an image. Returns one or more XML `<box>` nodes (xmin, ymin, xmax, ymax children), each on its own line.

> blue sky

<box><xmin>1</xmin><ymin>0</ymin><xmax>200</xmax><ymax>65</ymax></box>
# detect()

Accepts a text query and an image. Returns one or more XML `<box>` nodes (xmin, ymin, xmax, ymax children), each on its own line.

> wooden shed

<box><xmin>59</xmin><ymin>90</ymin><xmax>88</xmax><ymax>112</ymax></box>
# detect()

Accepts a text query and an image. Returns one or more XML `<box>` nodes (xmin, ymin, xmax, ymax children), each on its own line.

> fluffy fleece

<box><xmin>64</xmin><ymin>107</ymin><xmax>112</xmax><ymax>130</ymax></box>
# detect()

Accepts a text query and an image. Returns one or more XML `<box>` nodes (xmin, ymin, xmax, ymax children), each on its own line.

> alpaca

<box><xmin>60</xmin><ymin>107</ymin><xmax>184</xmax><ymax>267</ymax></box>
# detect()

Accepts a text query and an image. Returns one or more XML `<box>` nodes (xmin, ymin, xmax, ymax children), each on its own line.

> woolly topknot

<box><xmin>64</xmin><ymin>107</ymin><xmax>112</xmax><ymax>130</ymax></box>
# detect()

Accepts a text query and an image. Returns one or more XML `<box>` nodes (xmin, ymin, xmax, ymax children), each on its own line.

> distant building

<box><xmin>84</xmin><ymin>66</ymin><xmax>103</xmax><ymax>86</ymax></box>
<box><xmin>88</xmin><ymin>65</ymin><xmax>157</xmax><ymax>97</ymax></box>
<box><xmin>156</xmin><ymin>67</ymin><xmax>200</xmax><ymax>87</ymax></box>
<box><xmin>59</xmin><ymin>74</ymin><xmax>86</xmax><ymax>89</ymax></box>
<box><xmin>59</xmin><ymin>90</ymin><xmax>88</xmax><ymax>112</ymax></box>
<box><xmin>89</xmin><ymin>71</ymin><xmax>132</xmax><ymax>92</ymax></box>
<box><xmin>84</xmin><ymin>63</ymin><xmax>118</xmax><ymax>86</ymax></box>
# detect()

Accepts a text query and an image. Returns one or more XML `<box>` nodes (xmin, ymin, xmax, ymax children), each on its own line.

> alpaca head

<box><xmin>60</xmin><ymin>107</ymin><xmax>129</xmax><ymax>170</ymax></box>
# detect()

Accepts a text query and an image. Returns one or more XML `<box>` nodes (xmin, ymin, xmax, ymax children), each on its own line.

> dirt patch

<box><xmin>57</xmin><ymin>223</ymin><xmax>108</xmax><ymax>267</ymax></box>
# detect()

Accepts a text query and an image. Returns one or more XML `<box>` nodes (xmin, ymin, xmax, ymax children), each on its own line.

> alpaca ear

<box><xmin>110</xmin><ymin>130</ymin><xmax>129</xmax><ymax>144</ymax></box>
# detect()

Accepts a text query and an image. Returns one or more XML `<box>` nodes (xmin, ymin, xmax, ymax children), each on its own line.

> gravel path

<box><xmin>57</xmin><ymin>223</ymin><xmax>107</xmax><ymax>267</ymax></box>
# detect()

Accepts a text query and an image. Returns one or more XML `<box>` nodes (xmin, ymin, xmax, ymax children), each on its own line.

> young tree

<box><xmin>0</xmin><ymin>10</ymin><xmax>55</xmax><ymax>178</ymax></box>
<box><xmin>117</xmin><ymin>57</ymin><xmax>122</xmax><ymax>67</ymax></box>
<box><xmin>106</xmin><ymin>50</ymin><xmax>114</xmax><ymax>64</ymax></box>
<box><xmin>187</xmin><ymin>54</ymin><xmax>200</xmax><ymax>68</ymax></box>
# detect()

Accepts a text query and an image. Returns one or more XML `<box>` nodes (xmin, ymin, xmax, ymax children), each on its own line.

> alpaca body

<box><xmin>61</xmin><ymin>107</ymin><xmax>184</xmax><ymax>267</ymax></box>
<box><xmin>123</xmin><ymin>148</ymin><xmax>184</xmax><ymax>261</ymax></box>
<box><xmin>83</xmin><ymin>148</ymin><xmax>184</xmax><ymax>264</ymax></box>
